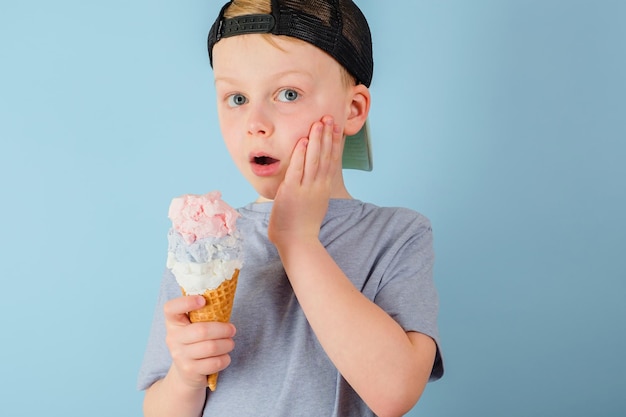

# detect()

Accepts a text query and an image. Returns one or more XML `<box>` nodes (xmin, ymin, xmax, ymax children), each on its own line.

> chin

<box><xmin>251</xmin><ymin>182</ymin><xmax>279</xmax><ymax>201</ymax></box>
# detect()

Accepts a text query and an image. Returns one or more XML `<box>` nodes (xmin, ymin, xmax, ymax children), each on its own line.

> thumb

<box><xmin>163</xmin><ymin>295</ymin><xmax>206</xmax><ymax>325</ymax></box>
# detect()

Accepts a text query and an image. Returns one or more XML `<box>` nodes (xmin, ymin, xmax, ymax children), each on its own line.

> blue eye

<box><xmin>277</xmin><ymin>89</ymin><xmax>299</xmax><ymax>102</ymax></box>
<box><xmin>227</xmin><ymin>94</ymin><xmax>247</xmax><ymax>107</ymax></box>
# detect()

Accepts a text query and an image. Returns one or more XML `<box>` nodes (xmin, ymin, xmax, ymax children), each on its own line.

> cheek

<box><xmin>222</xmin><ymin>137</ymin><xmax>243</xmax><ymax>168</ymax></box>
<box><xmin>218</xmin><ymin>121</ymin><xmax>243</xmax><ymax>164</ymax></box>
<box><xmin>218</xmin><ymin>109</ymin><xmax>236</xmax><ymax>141</ymax></box>
<box><xmin>277</xmin><ymin>117</ymin><xmax>311</xmax><ymax>155</ymax></box>
<box><xmin>308</xmin><ymin>96</ymin><xmax>348</xmax><ymax>129</ymax></box>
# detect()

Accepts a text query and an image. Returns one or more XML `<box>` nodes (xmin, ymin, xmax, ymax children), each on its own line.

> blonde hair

<box><xmin>224</xmin><ymin>0</ymin><xmax>271</xmax><ymax>16</ymax></box>
<box><xmin>223</xmin><ymin>0</ymin><xmax>356</xmax><ymax>88</ymax></box>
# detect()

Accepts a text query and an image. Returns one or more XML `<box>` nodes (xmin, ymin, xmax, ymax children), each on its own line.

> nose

<box><xmin>246</xmin><ymin>102</ymin><xmax>273</xmax><ymax>138</ymax></box>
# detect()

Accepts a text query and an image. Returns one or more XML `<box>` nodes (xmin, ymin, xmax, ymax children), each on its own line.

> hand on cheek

<box><xmin>268</xmin><ymin>116</ymin><xmax>342</xmax><ymax>246</ymax></box>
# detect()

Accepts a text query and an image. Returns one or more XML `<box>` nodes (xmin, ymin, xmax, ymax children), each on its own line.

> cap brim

<box><xmin>342</xmin><ymin>120</ymin><xmax>373</xmax><ymax>171</ymax></box>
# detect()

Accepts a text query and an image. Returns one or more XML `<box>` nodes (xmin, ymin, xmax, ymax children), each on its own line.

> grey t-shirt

<box><xmin>138</xmin><ymin>199</ymin><xmax>443</xmax><ymax>416</ymax></box>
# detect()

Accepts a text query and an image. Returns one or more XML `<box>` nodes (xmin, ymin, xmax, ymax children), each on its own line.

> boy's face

<box><xmin>213</xmin><ymin>34</ymin><xmax>353</xmax><ymax>200</ymax></box>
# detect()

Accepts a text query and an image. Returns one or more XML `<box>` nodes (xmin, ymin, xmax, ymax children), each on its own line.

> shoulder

<box><xmin>323</xmin><ymin>200</ymin><xmax>433</xmax><ymax>254</ymax></box>
<box><xmin>358</xmin><ymin>202</ymin><xmax>432</xmax><ymax>236</ymax></box>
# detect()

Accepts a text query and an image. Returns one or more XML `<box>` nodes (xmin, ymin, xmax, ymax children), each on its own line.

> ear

<box><xmin>343</xmin><ymin>84</ymin><xmax>371</xmax><ymax>136</ymax></box>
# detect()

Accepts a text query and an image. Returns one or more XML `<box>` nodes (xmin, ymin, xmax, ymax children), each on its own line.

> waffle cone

<box><xmin>181</xmin><ymin>268</ymin><xmax>239</xmax><ymax>391</ymax></box>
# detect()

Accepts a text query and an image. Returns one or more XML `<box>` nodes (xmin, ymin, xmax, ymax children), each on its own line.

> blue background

<box><xmin>1</xmin><ymin>1</ymin><xmax>624</xmax><ymax>416</ymax></box>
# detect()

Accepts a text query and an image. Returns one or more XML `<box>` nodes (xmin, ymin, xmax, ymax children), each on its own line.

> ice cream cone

<box><xmin>168</xmin><ymin>191</ymin><xmax>243</xmax><ymax>392</ymax></box>
<box><xmin>182</xmin><ymin>268</ymin><xmax>240</xmax><ymax>391</ymax></box>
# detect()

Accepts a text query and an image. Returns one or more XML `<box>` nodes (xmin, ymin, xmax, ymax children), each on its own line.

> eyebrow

<box><xmin>214</xmin><ymin>69</ymin><xmax>314</xmax><ymax>86</ymax></box>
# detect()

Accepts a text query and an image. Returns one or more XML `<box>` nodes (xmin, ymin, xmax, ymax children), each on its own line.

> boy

<box><xmin>138</xmin><ymin>1</ymin><xmax>443</xmax><ymax>416</ymax></box>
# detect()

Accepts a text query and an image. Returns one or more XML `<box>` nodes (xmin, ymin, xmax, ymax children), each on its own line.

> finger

<box><xmin>316</xmin><ymin>116</ymin><xmax>335</xmax><ymax>179</ymax></box>
<box><xmin>163</xmin><ymin>295</ymin><xmax>205</xmax><ymax>326</ymax></box>
<box><xmin>329</xmin><ymin>122</ymin><xmax>343</xmax><ymax>176</ymax></box>
<box><xmin>302</xmin><ymin>120</ymin><xmax>323</xmax><ymax>184</ymax></box>
<box><xmin>184</xmin><ymin>335</ymin><xmax>236</xmax><ymax>360</ymax></box>
<box><xmin>171</xmin><ymin>352</ymin><xmax>232</xmax><ymax>383</ymax></box>
<box><xmin>192</xmin><ymin>353</ymin><xmax>233</xmax><ymax>376</ymax></box>
<box><xmin>178</xmin><ymin>322</ymin><xmax>237</xmax><ymax>345</ymax></box>
<box><xmin>284</xmin><ymin>137</ymin><xmax>308</xmax><ymax>186</ymax></box>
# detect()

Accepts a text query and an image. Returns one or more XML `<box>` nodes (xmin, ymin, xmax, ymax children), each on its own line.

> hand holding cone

<box><xmin>182</xmin><ymin>269</ymin><xmax>239</xmax><ymax>391</ymax></box>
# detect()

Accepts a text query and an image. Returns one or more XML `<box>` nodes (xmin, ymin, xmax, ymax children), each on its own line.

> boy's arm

<box><xmin>143</xmin><ymin>371</ymin><xmax>206</xmax><ymax>417</ymax></box>
<box><xmin>276</xmin><ymin>239</ymin><xmax>436</xmax><ymax>417</ymax></box>
<box><xmin>269</xmin><ymin>117</ymin><xmax>437</xmax><ymax>417</ymax></box>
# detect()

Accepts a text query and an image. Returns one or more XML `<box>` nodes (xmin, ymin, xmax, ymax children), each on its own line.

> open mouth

<box><xmin>253</xmin><ymin>156</ymin><xmax>279</xmax><ymax>166</ymax></box>
<box><xmin>249</xmin><ymin>153</ymin><xmax>280</xmax><ymax>176</ymax></box>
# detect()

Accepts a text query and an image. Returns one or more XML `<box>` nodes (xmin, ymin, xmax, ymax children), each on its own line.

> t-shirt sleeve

<box><xmin>372</xmin><ymin>212</ymin><xmax>444</xmax><ymax>381</ymax></box>
<box><xmin>136</xmin><ymin>269</ymin><xmax>179</xmax><ymax>391</ymax></box>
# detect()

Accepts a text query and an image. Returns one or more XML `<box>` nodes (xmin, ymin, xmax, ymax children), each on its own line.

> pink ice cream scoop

<box><xmin>168</xmin><ymin>191</ymin><xmax>239</xmax><ymax>244</ymax></box>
